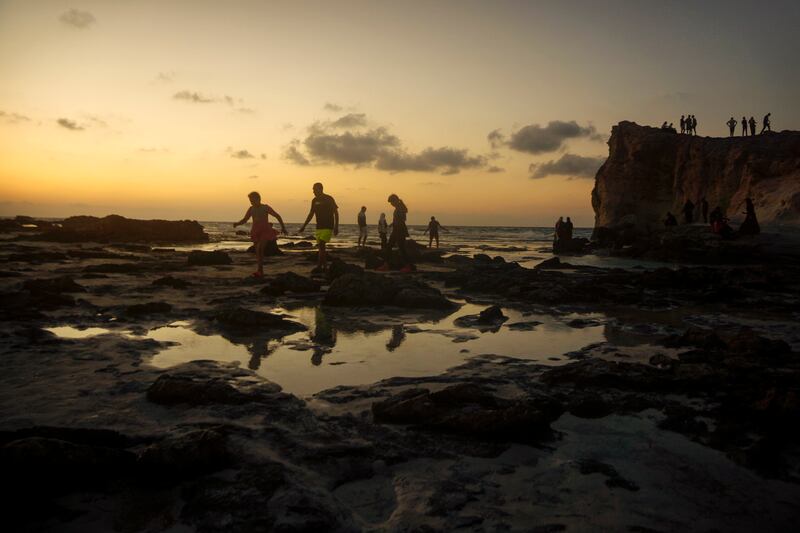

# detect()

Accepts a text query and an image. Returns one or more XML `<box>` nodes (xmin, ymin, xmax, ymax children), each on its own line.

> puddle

<box><xmin>47</xmin><ymin>304</ymin><xmax>606</xmax><ymax>397</ymax></box>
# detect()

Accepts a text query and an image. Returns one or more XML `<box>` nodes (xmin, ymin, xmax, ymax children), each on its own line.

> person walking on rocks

<box><xmin>233</xmin><ymin>191</ymin><xmax>288</xmax><ymax>278</ymax></box>
<box><xmin>423</xmin><ymin>216</ymin><xmax>447</xmax><ymax>248</ymax></box>
<box><xmin>377</xmin><ymin>194</ymin><xmax>413</xmax><ymax>272</ymax></box>
<box><xmin>749</xmin><ymin>116</ymin><xmax>757</xmax><ymax>136</ymax></box>
<box><xmin>357</xmin><ymin>206</ymin><xmax>368</xmax><ymax>248</ymax></box>
<box><xmin>298</xmin><ymin>182</ymin><xmax>339</xmax><ymax>273</ymax></box>
<box><xmin>727</xmin><ymin>117</ymin><xmax>737</xmax><ymax>137</ymax></box>
<box><xmin>378</xmin><ymin>212</ymin><xmax>388</xmax><ymax>250</ymax></box>
<box><xmin>761</xmin><ymin>113</ymin><xmax>772</xmax><ymax>134</ymax></box>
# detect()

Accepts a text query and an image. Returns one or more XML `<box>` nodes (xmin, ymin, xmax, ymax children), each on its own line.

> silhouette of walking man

<box><xmin>726</xmin><ymin>117</ymin><xmax>737</xmax><ymax>137</ymax></box>
<box><xmin>680</xmin><ymin>115</ymin><xmax>686</xmax><ymax>134</ymax></box>
<box><xmin>761</xmin><ymin>113</ymin><xmax>771</xmax><ymax>134</ymax></box>
<box><xmin>741</xmin><ymin>116</ymin><xmax>748</xmax><ymax>136</ymax></box>
<box><xmin>749</xmin><ymin>116</ymin><xmax>757</xmax><ymax>136</ymax></box>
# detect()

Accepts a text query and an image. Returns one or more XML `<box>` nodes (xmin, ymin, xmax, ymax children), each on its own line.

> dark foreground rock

<box><xmin>31</xmin><ymin>215</ymin><xmax>209</xmax><ymax>243</ymax></box>
<box><xmin>187</xmin><ymin>250</ymin><xmax>232</xmax><ymax>266</ymax></box>
<box><xmin>324</xmin><ymin>271</ymin><xmax>454</xmax><ymax>309</ymax></box>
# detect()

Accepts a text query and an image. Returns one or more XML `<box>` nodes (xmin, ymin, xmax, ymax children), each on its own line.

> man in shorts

<box><xmin>298</xmin><ymin>182</ymin><xmax>339</xmax><ymax>272</ymax></box>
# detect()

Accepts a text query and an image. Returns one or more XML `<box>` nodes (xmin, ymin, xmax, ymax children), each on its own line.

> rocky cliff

<box><xmin>592</xmin><ymin>122</ymin><xmax>800</xmax><ymax>235</ymax></box>
<box><xmin>32</xmin><ymin>215</ymin><xmax>209</xmax><ymax>243</ymax></box>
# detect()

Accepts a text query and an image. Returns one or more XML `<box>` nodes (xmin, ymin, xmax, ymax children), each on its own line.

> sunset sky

<box><xmin>1</xmin><ymin>0</ymin><xmax>798</xmax><ymax>226</ymax></box>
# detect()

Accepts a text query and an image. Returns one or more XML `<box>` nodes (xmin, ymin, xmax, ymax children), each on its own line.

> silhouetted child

<box><xmin>234</xmin><ymin>191</ymin><xmax>287</xmax><ymax>278</ymax></box>
<box><xmin>378</xmin><ymin>213</ymin><xmax>388</xmax><ymax>249</ymax></box>
<box><xmin>423</xmin><ymin>216</ymin><xmax>447</xmax><ymax>248</ymax></box>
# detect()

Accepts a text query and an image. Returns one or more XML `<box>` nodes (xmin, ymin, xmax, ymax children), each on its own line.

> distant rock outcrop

<box><xmin>592</xmin><ymin>122</ymin><xmax>800</xmax><ymax>237</ymax></box>
<box><xmin>32</xmin><ymin>215</ymin><xmax>209</xmax><ymax>243</ymax></box>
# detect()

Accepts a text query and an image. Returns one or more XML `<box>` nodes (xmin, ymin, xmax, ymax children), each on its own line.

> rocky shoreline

<box><xmin>1</xmin><ymin>227</ymin><xmax>799</xmax><ymax>531</ymax></box>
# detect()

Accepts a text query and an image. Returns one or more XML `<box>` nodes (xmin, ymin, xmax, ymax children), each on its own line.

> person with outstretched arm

<box><xmin>423</xmin><ymin>216</ymin><xmax>448</xmax><ymax>248</ymax></box>
<box><xmin>298</xmin><ymin>182</ymin><xmax>339</xmax><ymax>273</ymax></box>
<box><xmin>233</xmin><ymin>191</ymin><xmax>288</xmax><ymax>278</ymax></box>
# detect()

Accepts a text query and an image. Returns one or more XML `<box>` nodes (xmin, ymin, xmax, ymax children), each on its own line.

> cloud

<box><xmin>237</xmin><ymin>107</ymin><xmax>256</xmax><ymax>114</ymax></box>
<box><xmin>260</xmin><ymin>153</ymin><xmax>267</xmax><ymax>160</ymax></box>
<box><xmin>496</xmin><ymin>120</ymin><xmax>602</xmax><ymax>155</ymax></box>
<box><xmin>323</xmin><ymin>102</ymin><xmax>343</xmax><ymax>112</ymax></box>
<box><xmin>173</xmin><ymin>90</ymin><xmax>216</xmax><ymax>104</ymax></box>
<box><xmin>155</xmin><ymin>71</ymin><xmax>175</xmax><ymax>83</ymax></box>
<box><xmin>284</xmin><ymin>115</ymin><xmax>488</xmax><ymax>175</ymax></box>
<box><xmin>529</xmin><ymin>153</ymin><xmax>605</xmax><ymax>180</ymax></box>
<box><xmin>487</xmin><ymin>166</ymin><xmax>505</xmax><ymax>173</ymax></box>
<box><xmin>0</xmin><ymin>110</ymin><xmax>31</xmax><ymax>124</ymax></box>
<box><xmin>248</xmin><ymin>175</ymin><xmax>259</xmax><ymax>180</ymax></box>
<box><xmin>56</xmin><ymin>118</ymin><xmax>83</xmax><ymax>131</ymax></box>
<box><xmin>230</xmin><ymin>149</ymin><xmax>255</xmax><ymax>159</ymax></box>
<box><xmin>59</xmin><ymin>9</ymin><xmax>96</xmax><ymax>29</ymax></box>
<box><xmin>329</xmin><ymin>113</ymin><xmax>367</xmax><ymax>129</ymax></box>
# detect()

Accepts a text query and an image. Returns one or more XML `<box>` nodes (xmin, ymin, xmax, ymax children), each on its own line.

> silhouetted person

<box><xmin>741</xmin><ymin>116</ymin><xmax>748</xmax><ymax>136</ymax></box>
<box><xmin>377</xmin><ymin>194</ymin><xmax>413</xmax><ymax>272</ymax></box>
<box><xmin>710</xmin><ymin>206</ymin><xmax>734</xmax><ymax>239</ymax></box>
<box><xmin>700</xmin><ymin>197</ymin><xmax>709</xmax><ymax>223</ymax></box>
<box><xmin>683</xmin><ymin>199</ymin><xmax>695</xmax><ymax>224</ymax></box>
<box><xmin>233</xmin><ymin>191</ymin><xmax>288</xmax><ymax>278</ymax></box>
<box><xmin>378</xmin><ymin>212</ymin><xmax>388</xmax><ymax>249</ymax></box>
<box><xmin>749</xmin><ymin>116</ymin><xmax>757</xmax><ymax>136</ymax></box>
<box><xmin>564</xmin><ymin>217</ymin><xmax>574</xmax><ymax>240</ymax></box>
<box><xmin>738</xmin><ymin>197</ymin><xmax>760</xmax><ymax>236</ymax></box>
<box><xmin>661</xmin><ymin>121</ymin><xmax>669</xmax><ymax>130</ymax></box>
<box><xmin>664</xmin><ymin>212</ymin><xmax>678</xmax><ymax>227</ymax></box>
<box><xmin>357</xmin><ymin>206</ymin><xmax>367</xmax><ymax>247</ymax></box>
<box><xmin>760</xmin><ymin>113</ymin><xmax>771</xmax><ymax>134</ymax></box>
<box><xmin>727</xmin><ymin>117</ymin><xmax>737</xmax><ymax>137</ymax></box>
<box><xmin>679</xmin><ymin>115</ymin><xmax>686</xmax><ymax>134</ymax></box>
<box><xmin>298</xmin><ymin>182</ymin><xmax>339</xmax><ymax>273</ymax></box>
<box><xmin>691</xmin><ymin>115</ymin><xmax>698</xmax><ymax>135</ymax></box>
<box><xmin>423</xmin><ymin>216</ymin><xmax>447</xmax><ymax>248</ymax></box>
<box><xmin>554</xmin><ymin>216</ymin><xmax>564</xmax><ymax>246</ymax></box>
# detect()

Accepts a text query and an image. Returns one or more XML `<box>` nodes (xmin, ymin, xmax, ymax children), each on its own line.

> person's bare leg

<box><xmin>428</xmin><ymin>236</ymin><xmax>433</xmax><ymax>248</ymax></box>
<box><xmin>318</xmin><ymin>241</ymin><xmax>327</xmax><ymax>270</ymax></box>
<box><xmin>435</xmin><ymin>235</ymin><xmax>440</xmax><ymax>248</ymax></box>
<box><xmin>256</xmin><ymin>240</ymin><xmax>265</xmax><ymax>274</ymax></box>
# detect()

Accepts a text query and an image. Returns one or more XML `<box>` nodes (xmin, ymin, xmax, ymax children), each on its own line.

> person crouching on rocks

<box><xmin>234</xmin><ymin>191</ymin><xmax>288</xmax><ymax>278</ymax></box>
<box><xmin>377</xmin><ymin>194</ymin><xmax>413</xmax><ymax>272</ymax></box>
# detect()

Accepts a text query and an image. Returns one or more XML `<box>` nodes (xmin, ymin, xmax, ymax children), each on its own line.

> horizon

<box><xmin>2</xmin><ymin>0</ymin><xmax>798</xmax><ymax>226</ymax></box>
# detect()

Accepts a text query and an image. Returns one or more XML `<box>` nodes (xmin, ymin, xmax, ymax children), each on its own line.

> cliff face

<box><xmin>592</xmin><ymin>122</ymin><xmax>800</xmax><ymax>235</ymax></box>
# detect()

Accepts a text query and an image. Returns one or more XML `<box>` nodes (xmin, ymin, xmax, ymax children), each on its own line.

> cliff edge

<box><xmin>591</xmin><ymin>122</ymin><xmax>800</xmax><ymax>236</ymax></box>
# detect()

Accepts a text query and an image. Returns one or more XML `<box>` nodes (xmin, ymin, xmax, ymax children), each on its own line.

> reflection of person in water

<box><xmin>310</xmin><ymin>307</ymin><xmax>337</xmax><ymax>365</ymax></box>
<box><xmin>386</xmin><ymin>324</ymin><xmax>406</xmax><ymax>352</ymax></box>
<box><xmin>247</xmin><ymin>340</ymin><xmax>278</xmax><ymax>371</ymax></box>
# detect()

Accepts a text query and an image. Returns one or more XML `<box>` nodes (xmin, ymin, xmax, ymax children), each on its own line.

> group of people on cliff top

<box><xmin>664</xmin><ymin>197</ymin><xmax>760</xmax><ymax>239</ymax></box>
<box><xmin>234</xmin><ymin>183</ymin><xmax>451</xmax><ymax>278</ymax></box>
<box><xmin>678</xmin><ymin>115</ymin><xmax>698</xmax><ymax>135</ymax></box>
<box><xmin>726</xmin><ymin>114</ymin><xmax>771</xmax><ymax>137</ymax></box>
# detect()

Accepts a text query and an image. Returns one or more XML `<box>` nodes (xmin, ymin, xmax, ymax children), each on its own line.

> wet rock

<box><xmin>125</xmin><ymin>301</ymin><xmax>172</xmax><ymax>316</ymax></box>
<box><xmin>187</xmin><ymin>250</ymin><xmax>232</xmax><ymax>266</ymax></box>
<box><xmin>648</xmin><ymin>353</ymin><xmax>674</xmax><ymax>368</ymax></box>
<box><xmin>22</xmin><ymin>276</ymin><xmax>86</xmax><ymax>294</ymax></box>
<box><xmin>152</xmin><ymin>276</ymin><xmax>191</xmax><ymax>289</ymax></box>
<box><xmin>577</xmin><ymin>459</ymin><xmax>639</xmax><ymax>491</ymax></box>
<box><xmin>567</xmin><ymin>318</ymin><xmax>603</xmax><ymax>329</ymax></box>
<box><xmin>454</xmin><ymin>305</ymin><xmax>508</xmax><ymax>330</ymax></box>
<box><xmin>146</xmin><ymin>363</ymin><xmax>283</xmax><ymax>406</ymax></box>
<box><xmin>324</xmin><ymin>272</ymin><xmax>453</xmax><ymax>309</ymax></box>
<box><xmin>138</xmin><ymin>429</ymin><xmax>231</xmax><ymax>478</ymax></box>
<box><xmin>328</xmin><ymin>258</ymin><xmax>365</xmax><ymax>280</ymax></box>
<box><xmin>211</xmin><ymin>307</ymin><xmax>306</xmax><ymax>334</ymax></box>
<box><xmin>541</xmin><ymin>359</ymin><xmax>666</xmax><ymax>392</ymax></box>
<box><xmin>6</xmin><ymin>251</ymin><xmax>70</xmax><ymax>263</ymax></box>
<box><xmin>84</xmin><ymin>262</ymin><xmax>146</xmax><ymax>274</ymax></box>
<box><xmin>372</xmin><ymin>383</ymin><xmax>564</xmax><ymax>441</ymax></box>
<box><xmin>0</xmin><ymin>426</ymin><xmax>133</xmax><ymax>449</ymax></box>
<box><xmin>261</xmin><ymin>272</ymin><xmax>321</xmax><ymax>295</ymax></box>
<box><xmin>535</xmin><ymin>257</ymin><xmax>571</xmax><ymax>269</ymax></box>
<box><xmin>31</xmin><ymin>215</ymin><xmax>208</xmax><ymax>243</ymax></box>
<box><xmin>567</xmin><ymin>394</ymin><xmax>614</xmax><ymax>418</ymax></box>
<box><xmin>506</xmin><ymin>321</ymin><xmax>542</xmax><ymax>331</ymax></box>
<box><xmin>662</xmin><ymin>326</ymin><xmax>726</xmax><ymax>351</ymax></box>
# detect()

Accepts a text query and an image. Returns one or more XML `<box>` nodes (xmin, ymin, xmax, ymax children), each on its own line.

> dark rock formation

<box><xmin>260</xmin><ymin>271</ymin><xmax>321</xmax><ymax>295</ymax></box>
<box><xmin>187</xmin><ymin>250</ymin><xmax>232</xmax><ymax>266</ymax></box>
<box><xmin>31</xmin><ymin>215</ymin><xmax>209</xmax><ymax>243</ymax></box>
<box><xmin>210</xmin><ymin>307</ymin><xmax>306</xmax><ymax>335</ymax></box>
<box><xmin>453</xmin><ymin>305</ymin><xmax>508</xmax><ymax>331</ymax></box>
<box><xmin>324</xmin><ymin>272</ymin><xmax>454</xmax><ymax>309</ymax></box>
<box><xmin>592</xmin><ymin>122</ymin><xmax>800</xmax><ymax>236</ymax></box>
<box><xmin>152</xmin><ymin>276</ymin><xmax>192</xmax><ymax>289</ymax></box>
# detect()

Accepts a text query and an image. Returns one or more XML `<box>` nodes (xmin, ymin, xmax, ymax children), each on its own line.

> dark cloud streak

<box><xmin>56</xmin><ymin>118</ymin><xmax>83</xmax><ymax>131</ymax></box>
<box><xmin>59</xmin><ymin>9</ymin><xmax>96</xmax><ymax>29</ymax></box>
<box><xmin>529</xmin><ymin>153</ymin><xmax>605</xmax><ymax>179</ymax></box>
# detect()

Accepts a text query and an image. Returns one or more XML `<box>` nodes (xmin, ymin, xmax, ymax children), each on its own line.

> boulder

<box><xmin>125</xmin><ymin>301</ymin><xmax>172</xmax><ymax>316</ymax></box>
<box><xmin>32</xmin><ymin>215</ymin><xmax>209</xmax><ymax>243</ymax></box>
<box><xmin>22</xmin><ymin>276</ymin><xmax>86</xmax><ymax>294</ymax></box>
<box><xmin>147</xmin><ymin>371</ymin><xmax>282</xmax><ymax>406</ymax></box>
<box><xmin>211</xmin><ymin>307</ymin><xmax>306</xmax><ymax>334</ymax></box>
<box><xmin>324</xmin><ymin>272</ymin><xmax>453</xmax><ymax>309</ymax></box>
<box><xmin>454</xmin><ymin>305</ymin><xmax>508</xmax><ymax>330</ymax></box>
<box><xmin>138</xmin><ymin>429</ymin><xmax>230</xmax><ymax>478</ymax></box>
<box><xmin>152</xmin><ymin>276</ymin><xmax>192</xmax><ymax>289</ymax></box>
<box><xmin>187</xmin><ymin>250</ymin><xmax>232</xmax><ymax>266</ymax></box>
<box><xmin>263</xmin><ymin>272</ymin><xmax>321</xmax><ymax>294</ymax></box>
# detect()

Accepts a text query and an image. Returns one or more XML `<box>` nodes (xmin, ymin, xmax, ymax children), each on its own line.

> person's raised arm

<box><xmin>233</xmin><ymin>207</ymin><xmax>252</xmax><ymax>228</ymax></box>
<box><xmin>297</xmin><ymin>206</ymin><xmax>315</xmax><ymax>234</ymax></box>
<box><xmin>441</xmin><ymin>225</ymin><xmax>449</xmax><ymax>232</ymax></box>
<box><xmin>333</xmin><ymin>207</ymin><xmax>339</xmax><ymax>236</ymax></box>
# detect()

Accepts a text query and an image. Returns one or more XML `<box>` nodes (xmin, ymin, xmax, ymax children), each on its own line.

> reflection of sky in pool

<box><xmin>47</xmin><ymin>303</ymin><xmax>605</xmax><ymax>397</ymax></box>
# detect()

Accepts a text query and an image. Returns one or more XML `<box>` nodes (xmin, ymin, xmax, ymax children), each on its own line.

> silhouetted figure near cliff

<box><xmin>683</xmin><ymin>199</ymin><xmax>695</xmax><ymax>224</ymax></box>
<box><xmin>564</xmin><ymin>217</ymin><xmax>574</xmax><ymax>240</ymax></box>
<box><xmin>700</xmin><ymin>197</ymin><xmax>709</xmax><ymax>223</ymax></box>
<box><xmin>738</xmin><ymin>197</ymin><xmax>760</xmax><ymax>236</ymax></box>
<box><xmin>741</xmin><ymin>116</ymin><xmax>748</xmax><ymax>136</ymax></box>
<box><xmin>691</xmin><ymin>115</ymin><xmax>698</xmax><ymax>135</ymax></box>
<box><xmin>749</xmin><ymin>117</ymin><xmax>757</xmax><ymax>136</ymax></box>
<box><xmin>664</xmin><ymin>212</ymin><xmax>678</xmax><ymax>227</ymax></box>
<box><xmin>680</xmin><ymin>115</ymin><xmax>686</xmax><ymax>134</ymax></box>
<box><xmin>727</xmin><ymin>117</ymin><xmax>737</xmax><ymax>137</ymax></box>
<box><xmin>710</xmin><ymin>207</ymin><xmax>734</xmax><ymax>239</ymax></box>
<box><xmin>661</xmin><ymin>121</ymin><xmax>669</xmax><ymax>130</ymax></box>
<box><xmin>761</xmin><ymin>113</ymin><xmax>771</xmax><ymax>134</ymax></box>
<box><xmin>554</xmin><ymin>216</ymin><xmax>564</xmax><ymax>246</ymax></box>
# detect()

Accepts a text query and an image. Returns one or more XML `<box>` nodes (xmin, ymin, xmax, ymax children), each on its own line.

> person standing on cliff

<box><xmin>298</xmin><ymin>182</ymin><xmax>339</xmax><ymax>273</ymax></box>
<box><xmin>727</xmin><ymin>117</ymin><xmax>737</xmax><ymax>137</ymax></box>
<box><xmin>741</xmin><ymin>116</ymin><xmax>748</xmax><ymax>136</ymax></box>
<box><xmin>761</xmin><ymin>113</ymin><xmax>772</xmax><ymax>134</ymax></box>
<box><xmin>691</xmin><ymin>115</ymin><xmax>698</xmax><ymax>135</ymax></box>
<box><xmin>680</xmin><ymin>115</ymin><xmax>686</xmax><ymax>134</ymax></box>
<box><xmin>683</xmin><ymin>199</ymin><xmax>695</xmax><ymax>224</ymax></box>
<box><xmin>749</xmin><ymin>116</ymin><xmax>757</xmax><ymax>136</ymax></box>
<box><xmin>700</xmin><ymin>197</ymin><xmax>709</xmax><ymax>223</ymax></box>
